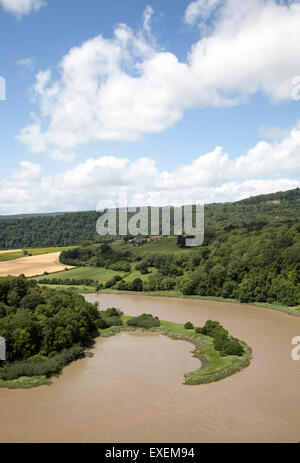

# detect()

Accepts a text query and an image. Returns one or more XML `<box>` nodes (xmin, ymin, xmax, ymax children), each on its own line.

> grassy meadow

<box><xmin>110</xmin><ymin>237</ymin><xmax>198</xmax><ymax>257</ymax></box>
<box><xmin>39</xmin><ymin>266</ymin><xmax>124</xmax><ymax>281</ymax></box>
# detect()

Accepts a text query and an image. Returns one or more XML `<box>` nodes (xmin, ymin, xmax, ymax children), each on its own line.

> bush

<box><xmin>20</xmin><ymin>293</ymin><xmax>44</xmax><ymax>311</ymax></box>
<box><xmin>135</xmin><ymin>261</ymin><xmax>149</xmax><ymax>274</ymax></box>
<box><xmin>219</xmin><ymin>337</ymin><xmax>244</xmax><ymax>356</ymax></box>
<box><xmin>99</xmin><ymin>307</ymin><xmax>123</xmax><ymax>328</ymax></box>
<box><xmin>196</xmin><ymin>319</ymin><xmax>244</xmax><ymax>357</ymax></box>
<box><xmin>127</xmin><ymin>313</ymin><xmax>160</xmax><ymax>329</ymax></box>
<box><xmin>184</xmin><ymin>322</ymin><xmax>194</xmax><ymax>329</ymax></box>
<box><xmin>104</xmin><ymin>275</ymin><xmax>123</xmax><ymax>288</ymax></box>
<box><xmin>109</xmin><ymin>261</ymin><xmax>131</xmax><ymax>272</ymax></box>
<box><xmin>179</xmin><ymin>277</ymin><xmax>195</xmax><ymax>295</ymax></box>
<box><xmin>130</xmin><ymin>278</ymin><xmax>143</xmax><ymax>291</ymax></box>
<box><xmin>0</xmin><ymin>345</ymin><xmax>85</xmax><ymax>381</ymax></box>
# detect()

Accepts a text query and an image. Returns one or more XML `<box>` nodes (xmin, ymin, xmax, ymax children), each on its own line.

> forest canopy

<box><xmin>0</xmin><ymin>188</ymin><xmax>300</xmax><ymax>248</ymax></box>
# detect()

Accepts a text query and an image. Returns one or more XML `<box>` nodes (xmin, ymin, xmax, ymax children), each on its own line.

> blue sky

<box><xmin>0</xmin><ymin>0</ymin><xmax>300</xmax><ymax>214</ymax></box>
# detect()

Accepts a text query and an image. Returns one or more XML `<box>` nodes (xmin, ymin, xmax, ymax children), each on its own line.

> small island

<box><xmin>0</xmin><ymin>276</ymin><xmax>251</xmax><ymax>389</ymax></box>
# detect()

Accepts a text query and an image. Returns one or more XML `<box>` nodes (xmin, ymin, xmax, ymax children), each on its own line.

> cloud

<box><xmin>17</xmin><ymin>1</ymin><xmax>300</xmax><ymax>161</ymax></box>
<box><xmin>259</xmin><ymin>125</ymin><xmax>291</xmax><ymax>140</ymax></box>
<box><xmin>143</xmin><ymin>5</ymin><xmax>154</xmax><ymax>34</ymax></box>
<box><xmin>16</xmin><ymin>57</ymin><xmax>34</xmax><ymax>70</ymax></box>
<box><xmin>184</xmin><ymin>0</ymin><xmax>222</xmax><ymax>26</ymax></box>
<box><xmin>0</xmin><ymin>0</ymin><xmax>45</xmax><ymax>18</ymax></box>
<box><xmin>3</xmin><ymin>122</ymin><xmax>300</xmax><ymax>214</ymax></box>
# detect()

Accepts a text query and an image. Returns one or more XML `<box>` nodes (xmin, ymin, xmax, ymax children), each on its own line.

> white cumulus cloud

<box><xmin>184</xmin><ymin>0</ymin><xmax>222</xmax><ymax>26</ymax></box>
<box><xmin>3</xmin><ymin>122</ymin><xmax>300</xmax><ymax>214</ymax></box>
<box><xmin>0</xmin><ymin>0</ymin><xmax>45</xmax><ymax>18</ymax></box>
<box><xmin>17</xmin><ymin>1</ymin><xmax>300</xmax><ymax>161</ymax></box>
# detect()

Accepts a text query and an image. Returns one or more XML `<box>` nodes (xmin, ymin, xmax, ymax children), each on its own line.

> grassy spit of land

<box><xmin>98</xmin><ymin>316</ymin><xmax>252</xmax><ymax>385</ymax></box>
<box><xmin>0</xmin><ymin>376</ymin><xmax>51</xmax><ymax>389</ymax></box>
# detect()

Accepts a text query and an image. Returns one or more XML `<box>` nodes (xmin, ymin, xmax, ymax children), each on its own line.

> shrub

<box><xmin>99</xmin><ymin>307</ymin><xmax>123</xmax><ymax>328</ymax></box>
<box><xmin>130</xmin><ymin>278</ymin><xmax>143</xmax><ymax>291</ymax></box>
<box><xmin>0</xmin><ymin>345</ymin><xmax>85</xmax><ymax>381</ymax></box>
<box><xmin>179</xmin><ymin>277</ymin><xmax>195</xmax><ymax>295</ymax></box>
<box><xmin>109</xmin><ymin>261</ymin><xmax>131</xmax><ymax>272</ymax></box>
<box><xmin>197</xmin><ymin>319</ymin><xmax>244</xmax><ymax>357</ymax></box>
<box><xmin>127</xmin><ymin>313</ymin><xmax>160</xmax><ymax>329</ymax></box>
<box><xmin>20</xmin><ymin>293</ymin><xmax>44</xmax><ymax>311</ymax></box>
<box><xmin>104</xmin><ymin>275</ymin><xmax>122</xmax><ymax>288</ymax></box>
<box><xmin>184</xmin><ymin>322</ymin><xmax>194</xmax><ymax>329</ymax></box>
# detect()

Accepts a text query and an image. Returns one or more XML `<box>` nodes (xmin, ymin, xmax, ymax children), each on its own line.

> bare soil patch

<box><xmin>0</xmin><ymin>252</ymin><xmax>74</xmax><ymax>277</ymax></box>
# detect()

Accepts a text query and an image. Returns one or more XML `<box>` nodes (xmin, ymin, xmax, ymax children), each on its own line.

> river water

<box><xmin>1</xmin><ymin>293</ymin><xmax>300</xmax><ymax>443</ymax></box>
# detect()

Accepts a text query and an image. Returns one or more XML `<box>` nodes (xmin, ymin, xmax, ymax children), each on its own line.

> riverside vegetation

<box><xmin>98</xmin><ymin>313</ymin><xmax>252</xmax><ymax>385</ymax></box>
<box><xmin>0</xmin><ymin>276</ymin><xmax>251</xmax><ymax>388</ymax></box>
<box><xmin>0</xmin><ymin>276</ymin><xmax>101</xmax><ymax>388</ymax></box>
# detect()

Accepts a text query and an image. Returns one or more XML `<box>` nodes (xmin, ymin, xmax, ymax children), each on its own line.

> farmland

<box><xmin>37</xmin><ymin>266</ymin><xmax>124</xmax><ymax>284</ymax></box>
<box><xmin>0</xmin><ymin>252</ymin><xmax>74</xmax><ymax>277</ymax></box>
<box><xmin>0</xmin><ymin>246</ymin><xmax>78</xmax><ymax>262</ymax></box>
<box><xmin>111</xmin><ymin>237</ymin><xmax>197</xmax><ymax>257</ymax></box>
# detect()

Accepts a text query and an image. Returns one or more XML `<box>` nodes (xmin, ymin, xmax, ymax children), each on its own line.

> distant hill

<box><xmin>0</xmin><ymin>211</ymin><xmax>66</xmax><ymax>220</ymax></box>
<box><xmin>204</xmin><ymin>187</ymin><xmax>300</xmax><ymax>231</ymax></box>
<box><xmin>0</xmin><ymin>188</ymin><xmax>300</xmax><ymax>249</ymax></box>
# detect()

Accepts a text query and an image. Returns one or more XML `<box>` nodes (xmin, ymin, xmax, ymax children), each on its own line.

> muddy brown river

<box><xmin>1</xmin><ymin>293</ymin><xmax>300</xmax><ymax>443</ymax></box>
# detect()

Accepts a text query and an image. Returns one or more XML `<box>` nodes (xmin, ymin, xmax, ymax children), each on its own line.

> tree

<box><xmin>184</xmin><ymin>322</ymin><xmax>194</xmax><ymax>329</ymax></box>
<box><xmin>177</xmin><ymin>235</ymin><xmax>186</xmax><ymax>248</ymax></box>
<box><xmin>131</xmin><ymin>278</ymin><xmax>143</xmax><ymax>291</ymax></box>
<box><xmin>179</xmin><ymin>277</ymin><xmax>194</xmax><ymax>296</ymax></box>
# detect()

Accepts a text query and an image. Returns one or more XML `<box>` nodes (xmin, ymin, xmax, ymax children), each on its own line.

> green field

<box><xmin>122</xmin><ymin>266</ymin><xmax>158</xmax><ymax>283</ymax></box>
<box><xmin>40</xmin><ymin>266</ymin><xmax>124</xmax><ymax>283</ymax></box>
<box><xmin>0</xmin><ymin>252</ymin><xmax>23</xmax><ymax>262</ymax></box>
<box><xmin>111</xmin><ymin>237</ymin><xmax>199</xmax><ymax>257</ymax></box>
<box><xmin>0</xmin><ymin>246</ymin><xmax>78</xmax><ymax>262</ymax></box>
<box><xmin>39</xmin><ymin>284</ymin><xmax>97</xmax><ymax>293</ymax></box>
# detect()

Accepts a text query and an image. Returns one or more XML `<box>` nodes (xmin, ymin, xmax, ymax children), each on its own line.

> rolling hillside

<box><xmin>0</xmin><ymin>188</ymin><xmax>299</xmax><ymax>249</ymax></box>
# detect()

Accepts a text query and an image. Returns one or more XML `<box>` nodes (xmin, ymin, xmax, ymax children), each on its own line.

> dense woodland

<box><xmin>0</xmin><ymin>276</ymin><xmax>124</xmax><ymax>380</ymax></box>
<box><xmin>59</xmin><ymin>215</ymin><xmax>300</xmax><ymax>306</ymax></box>
<box><xmin>0</xmin><ymin>188</ymin><xmax>300</xmax><ymax>248</ymax></box>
